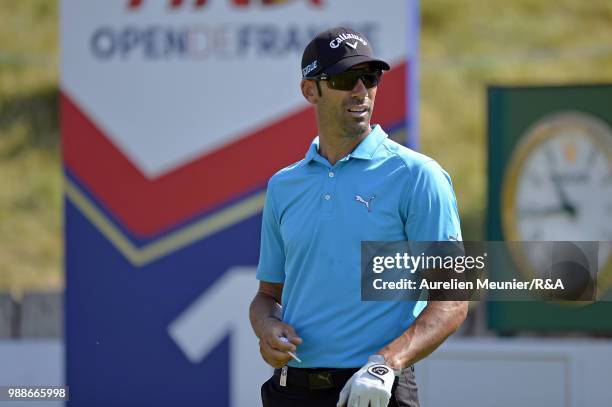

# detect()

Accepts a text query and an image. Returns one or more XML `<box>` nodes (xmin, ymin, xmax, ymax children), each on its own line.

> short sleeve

<box><xmin>256</xmin><ymin>180</ymin><xmax>286</xmax><ymax>283</ymax></box>
<box><xmin>404</xmin><ymin>160</ymin><xmax>462</xmax><ymax>241</ymax></box>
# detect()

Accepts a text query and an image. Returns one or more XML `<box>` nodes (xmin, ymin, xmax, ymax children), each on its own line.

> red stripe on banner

<box><xmin>62</xmin><ymin>62</ymin><xmax>407</xmax><ymax>237</ymax></box>
<box><xmin>127</xmin><ymin>0</ymin><xmax>143</xmax><ymax>9</ymax></box>
<box><xmin>62</xmin><ymin>95</ymin><xmax>316</xmax><ymax>237</ymax></box>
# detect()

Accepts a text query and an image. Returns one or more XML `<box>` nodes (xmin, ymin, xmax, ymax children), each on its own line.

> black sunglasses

<box><xmin>308</xmin><ymin>69</ymin><xmax>382</xmax><ymax>91</ymax></box>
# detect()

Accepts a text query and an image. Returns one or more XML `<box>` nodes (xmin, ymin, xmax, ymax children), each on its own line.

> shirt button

<box><xmin>328</xmin><ymin>172</ymin><xmax>335</xmax><ymax>178</ymax></box>
<box><xmin>324</xmin><ymin>194</ymin><xmax>331</xmax><ymax>201</ymax></box>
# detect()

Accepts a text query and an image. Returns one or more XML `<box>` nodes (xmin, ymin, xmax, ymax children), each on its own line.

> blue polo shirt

<box><xmin>256</xmin><ymin>125</ymin><xmax>462</xmax><ymax>368</ymax></box>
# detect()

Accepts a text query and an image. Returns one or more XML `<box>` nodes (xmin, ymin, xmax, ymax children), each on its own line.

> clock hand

<box><xmin>519</xmin><ymin>206</ymin><xmax>571</xmax><ymax>217</ymax></box>
<box><xmin>550</xmin><ymin>174</ymin><xmax>577</xmax><ymax>217</ymax></box>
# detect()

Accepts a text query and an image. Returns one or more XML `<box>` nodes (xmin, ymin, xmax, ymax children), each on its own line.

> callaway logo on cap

<box><xmin>301</xmin><ymin>26</ymin><xmax>390</xmax><ymax>78</ymax></box>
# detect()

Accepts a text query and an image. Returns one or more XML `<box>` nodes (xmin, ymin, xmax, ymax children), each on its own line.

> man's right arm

<box><xmin>249</xmin><ymin>281</ymin><xmax>302</xmax><ymax>368</ymax></box>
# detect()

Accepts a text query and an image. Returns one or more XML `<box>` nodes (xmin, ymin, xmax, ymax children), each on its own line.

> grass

<box><xmin>1</xmin><ymin>0</ymin><xmax>612</xmax><ymax>292</ymax></box>
<box><xmin>0</xmin><ymin>1</ymin><xmax>59</xmax><ymax>293</ymax></box>
<box><xmin>419</xmin><ymin>0</ymin><xmax>612</xmax><ymax>240</ymax></box>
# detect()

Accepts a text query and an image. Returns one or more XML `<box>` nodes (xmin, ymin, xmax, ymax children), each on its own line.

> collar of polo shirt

<box><xmin>304</xmin><ymin>124</ymin><xmax>388</xmax><ymax>164</ymax></box>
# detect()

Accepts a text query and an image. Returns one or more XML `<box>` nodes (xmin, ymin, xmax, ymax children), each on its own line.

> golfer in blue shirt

<box><xmin>250</xmin><ymin>26</ymin><xmax>467</xmax><ymax>407</ymax></box>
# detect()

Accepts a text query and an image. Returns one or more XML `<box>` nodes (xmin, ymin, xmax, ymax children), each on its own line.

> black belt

<box><xmin>273</xmin><ymin>367</ymin><xmax>359</xmax><ymax>390</ymax></box>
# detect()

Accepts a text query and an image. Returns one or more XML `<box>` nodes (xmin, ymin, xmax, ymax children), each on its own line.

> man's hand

<box><xmin>258</xmin><ymin>316</ymin><xmax>302</xmax><ymax>369</ymax></box>
<box><xmin>337</xmin><ymin>355</ymin><xmax>395</xmax><ymax>407</ymax></box>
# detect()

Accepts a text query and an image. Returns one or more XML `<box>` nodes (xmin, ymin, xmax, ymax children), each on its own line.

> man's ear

<box><xmin>301</xmin><ymin>79</ymin><xmax>319</xmax><ymax>104</ymax></box>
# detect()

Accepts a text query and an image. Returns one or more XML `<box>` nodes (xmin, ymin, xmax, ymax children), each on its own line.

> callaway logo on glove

<box><xmin>337</xmin><ymin>355</ymin><xmax>396</xmax><ymax>407</ymax></box>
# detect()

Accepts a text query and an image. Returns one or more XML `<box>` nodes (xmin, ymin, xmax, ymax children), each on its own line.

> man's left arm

<box><xmin>377</xmin><ymin>300</ymin><xmax>467</xmax><ymax>369</ymax></box>
<box><xmin>381</xmin><ymin>159</ymin><xmax>468</xmax><ymax>369</ymax></box>
<box><xmin>337</xmin><ymin>301</ymin><xmax>468</xmax><ymax>407</ymax></box>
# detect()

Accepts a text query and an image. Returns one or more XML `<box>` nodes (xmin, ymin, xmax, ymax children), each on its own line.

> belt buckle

<box><xmin>307</xmin><ymin>372</ymin><xmax>335</xmax><ymax>390</ymax></box>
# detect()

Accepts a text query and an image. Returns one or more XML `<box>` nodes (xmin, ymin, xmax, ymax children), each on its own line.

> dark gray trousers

<box><xmin>261</xmin><ymin>366</ymin><xmax>419</xmax><ymax>407</ymax></box>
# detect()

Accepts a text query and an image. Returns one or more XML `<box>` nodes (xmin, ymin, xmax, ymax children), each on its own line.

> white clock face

<box><xmin>502</xmin><ymin>112</ymin><xmax>612</xmax><ymax>288</ymax></box>
<box><xmin>515</xmin><ymin>127</ymin><xmax>612</xmax><ymax>242</ymax></box>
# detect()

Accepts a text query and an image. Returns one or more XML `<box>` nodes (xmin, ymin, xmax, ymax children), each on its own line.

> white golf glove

<box><xmin>337</xmin><ymin>355</ymin><xmax>395</xmax><ymax>407</ymax></box>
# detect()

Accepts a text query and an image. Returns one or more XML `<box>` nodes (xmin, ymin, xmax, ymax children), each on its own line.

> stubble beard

<box><xmin>340</xmin><ymin>111</ymin><xmax>372</xmax><ymax>139</ymax></box>
<box><xmin>317</xmin><ymin>96</ymin><xmax>374</xmax><ymax>139</ymax></box>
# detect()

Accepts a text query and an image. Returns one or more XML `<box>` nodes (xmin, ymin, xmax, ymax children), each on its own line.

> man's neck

<box><xmin>317</xmin><ymin>126</ymin><xmax>372</xmax><ymax>166</ymax></box>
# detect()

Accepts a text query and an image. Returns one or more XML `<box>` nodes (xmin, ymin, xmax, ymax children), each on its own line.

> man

<box><xmin>249</xmin><ymin>27</ymin><xmax>467</xmax><ymax>407</ymax></box>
